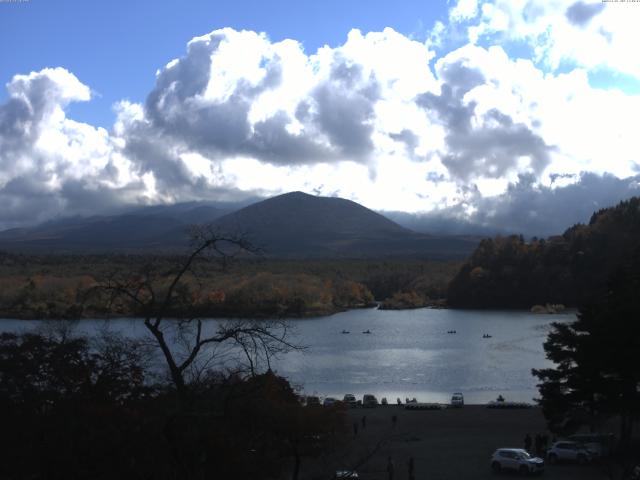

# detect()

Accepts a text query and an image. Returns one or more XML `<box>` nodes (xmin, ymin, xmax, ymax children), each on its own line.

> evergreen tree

<box><xmin>533</xmin><ymin>255</ymin><xmax>640</xmax><ymax>467</ymax></box>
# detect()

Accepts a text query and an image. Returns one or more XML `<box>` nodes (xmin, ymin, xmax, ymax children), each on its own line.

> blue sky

<box><xmin>0</xmin><ymin>0</ymin><xmax>639</xmax><ymax>234</ymax></box>
<box><xmin>0</xmin><ymin>0</ymin><xmax>448</xmax><ymax>127</ymax></box>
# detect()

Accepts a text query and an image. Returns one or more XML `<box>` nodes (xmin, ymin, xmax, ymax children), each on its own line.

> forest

<box><xmin>0</xmin><ymin>253</ymin><xmax>459</xmax><ymax>319</ymax></box>
<box><xmin>447</xmin><ymin>197</ymin><xmax>640</xmax><ymax>309</ymax></box>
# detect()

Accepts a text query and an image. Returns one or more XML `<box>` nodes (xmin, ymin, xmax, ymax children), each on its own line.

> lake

<box><xmin>0</xmin><ymin>307</ymin><xmax>572</xmax><ymax>404</ymax></box>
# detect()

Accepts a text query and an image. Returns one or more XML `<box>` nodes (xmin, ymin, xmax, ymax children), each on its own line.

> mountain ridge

<box><xmin>0</xmin><ymin>192</ymin><xmax>479</xmax><ymax>258</ymax></box>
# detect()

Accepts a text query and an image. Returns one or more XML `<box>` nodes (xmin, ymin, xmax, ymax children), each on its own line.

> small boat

<box><xmin>483</xmin><ymin>334</ymin><xmax>493</xmax><ymax>338</ymax></box>
<box><xmin>341</xmin><ymin>330</ymin><xmax>350</xmax><ymax>334</ymax></box>
<box><xmin>362</xmin><ymin>329</ymin><xmax>371</xmax><ymax>334</ymax></box>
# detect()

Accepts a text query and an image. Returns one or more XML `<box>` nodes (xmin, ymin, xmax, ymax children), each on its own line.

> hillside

<box><xmin>447</xmin><ymin>197</ymin><xmax>640</xmax><ymax>308</ymax></box>
<box><xmin>212</xmin><ymin>191</ymin><xmax>478</xmax><ymax>258</ymax></box>
<box><xmin>0</xmin><ymin>202</ymin><xmax>236</xmax><ymax>253</ymax></box>
<box><xmin>0</xmin><ymin>192</ymin><xmax>479</xmax><ymax>259</ymax></box>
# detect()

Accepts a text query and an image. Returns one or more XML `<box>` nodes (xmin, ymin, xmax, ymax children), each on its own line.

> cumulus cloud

<box><xmin>130</xmin><ymin>29</ymin><xmax>384</xmax><ymax>169</ymax></box>
<box><xmin>449</xmin><ymin>0</ymin><xmax>479</xmax><ymax>22</ymax></box>
<box><xmin>464</xmin><ymin>0</ymin><xmax>640</xmax><ymax>78</ymax></box>
<box><xmin>388</xmin><ymin>172</ymin><xmax>640</xmax><ymax>237</ymax></box>
<box><xmin>415</xmin><ymin>51</ymin><xmax>553</xmax><ymax>182</ymax></box>
<box><xmin>0</xmin><ymin>13</ymin><xmax>639</xmax><ymax>233</ymax></box>
<box><xmin>566</xmin><ymin>1</ymin><xmax>605</xmax><ymax>27</ymax></box>
<box><xmin>0</xmin><ymin>68</ymin><xmax>145</xmax><ymax>228</ymax></box>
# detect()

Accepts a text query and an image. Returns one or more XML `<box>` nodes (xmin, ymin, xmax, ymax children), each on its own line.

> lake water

<box><xmin>0</xmin><ymin>307</ymin><xmax>572</xmax><ymax>404</ymax></box>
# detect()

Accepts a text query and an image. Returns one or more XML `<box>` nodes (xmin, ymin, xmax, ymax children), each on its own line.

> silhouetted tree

<box><xmin>533</xmin><ymin>256</ymin><xmax>640</xmax><ymax>477</ymax></box>
<box><xmin>98</xmin><ymin>225</ymin><xmax>299</xmax><ymax>399</ymax></box>
<box><xmin>0</xmin><ymin>330</ymin><xmax>156</xmax><ymax>479</ymax></box>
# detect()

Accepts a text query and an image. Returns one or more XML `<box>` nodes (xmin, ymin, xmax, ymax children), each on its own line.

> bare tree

<box><xmin>97</xmin><ymin>225</ymin><xmax>299</xmax><ymax>398</ymax></box>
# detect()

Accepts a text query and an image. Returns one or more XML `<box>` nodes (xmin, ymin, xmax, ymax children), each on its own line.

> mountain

<box><xmin>210</xmin><ymin>191</ymin><xmax>478</xmax><ymax>258</ymax></box>
<box><xmin>0</xmin><ymin>192</ymin><xmax>479</xmax><ymax>258</ymax></box>
<box><xmin>0</xmin><ymin>202</ymin><xmax>240</xmax><ymax>253</ymax></box>
<box><xmin>447</xmin><ymin>197</ymin><xmax>640</xmax><ymax>308</ymax></box>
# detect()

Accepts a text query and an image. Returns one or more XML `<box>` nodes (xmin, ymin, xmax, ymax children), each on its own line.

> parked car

<box><xmin>451</xmin><ymin>392</ymin><xmax>464</xmax><ymax>407</ymax></box>
<box><xmin>343</xmin><ymin>393</ymin><xmax>358</xmax><ymax>407</ymax></box>
<box><xmin>491</xmin><ymin>448</ymin><xmax>545</xmax><ymax>475</ymax></box>
<box><xmin>323</xmin><ymin>397</ymin><xmax>337</xmax><ymax>407</ymax></box>
<box><xmin>547</xmin><ymin>441</ymin><xmax>593</xmax><ymax>464</ymax></box>
<box><xmin>568</xmin><ymin>433</ymin><xmax>614</xmax><ymax>458</ymax></box>
<box><xmin>335</xmin><ymin>471</ymin><xmax>358</xmax><ymax>479</ymax></box>
<box><xmin>362</xmin><ymin>394</ymin><xmax>378</xmax><ymax>408</ymax></box>
<box><xmin>306</xmin><ymin>395</ymin><xmax>321</xmax><ymax>407</ymax></box>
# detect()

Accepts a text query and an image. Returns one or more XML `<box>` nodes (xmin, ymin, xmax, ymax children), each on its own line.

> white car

<box><xmin>335</xmin><ymin>471</ymin><xmax>358</xmax><ymax>479</ymax></box>
<box><xmin>547</xmin><ymin>441</ymin><xmax>593</xmax><ymax>464</ymax></box>
<box><xmin>451</xmin><ymin>392</ymin><xmax>464</xmax><ymax>407</ymax></box>
<box><xmin>568</xmin><ymin>433</ymin><xmax>613</xmax><ymax>458</ymax></box>
<box><xmin>491</xmin><ymin>448</ymin><xmax>545</xmax><ymax>475</ymax></box>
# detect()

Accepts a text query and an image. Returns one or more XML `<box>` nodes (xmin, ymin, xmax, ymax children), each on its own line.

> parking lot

<box><xmin>301</xmin><ymin>405</ymin><xmax>611</xmax><ymax>479</ymax></box>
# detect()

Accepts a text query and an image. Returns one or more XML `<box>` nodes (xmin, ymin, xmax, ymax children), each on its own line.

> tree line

<box><xmin>0</xmin><ymin>253</ymin><xmax>460</xmax><ymax>319</ymax></box>
<box><xmin>447</xmin><ymin>197</ymin><xmax>640</xmax><ymax>308</ymax></box>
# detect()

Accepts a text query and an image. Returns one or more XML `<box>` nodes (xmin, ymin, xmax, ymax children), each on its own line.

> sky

<box><xmin>1</xmin><ymin>0</ymin><xmax>639</xmax><ymax>235</ymax></box>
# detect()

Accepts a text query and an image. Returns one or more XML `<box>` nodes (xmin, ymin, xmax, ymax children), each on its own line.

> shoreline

<box><xmin>0</xmin><ymin>303</ymin><xmax>578</xmax><ymax>321</ymax></box>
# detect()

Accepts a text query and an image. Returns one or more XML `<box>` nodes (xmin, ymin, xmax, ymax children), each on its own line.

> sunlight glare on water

<box><xmin>0</xmin><ymin>307</ymin><xmax>572</xmax><ymax>404</ymax></box>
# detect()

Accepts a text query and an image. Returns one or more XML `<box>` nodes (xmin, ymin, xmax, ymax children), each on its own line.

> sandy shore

<box><xmin>300</xmin><ymin>405</ymin><xmax>609</xmax><ymax>480</ymax></box>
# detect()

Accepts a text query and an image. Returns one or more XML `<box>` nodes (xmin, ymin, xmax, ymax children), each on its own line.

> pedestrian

<box><xmin>386</xmin><ymin>456</ymin><xmax>394</xmax><ymax>480</ymax></box>
<box><xmin>391</xmin><ymin>414</ymin><xmax>397</xmax><ymax>428</ymax></box>
<box><xmin>542</xmin><ymin>433</ymin><xmax>549</xmax><ymax>453</ymax></box>
<box><xmin>407</xmin><ymin>456</ymin><xmax>415</xmax><ymax>480</ymax></box>
<box><xmin>361</xmin><ymin>415</ymin><xmax>366</xmax><ymax>429</ymax></box>
<box><xmin>524</xmin><ymin>433</ymin><xmax>532</xmax><ymax>452</ymax></box>
<box><xmin>353</xmin><ymin>422</ymin><xmax>358</xmax><ymax>437</ymax></box>
<box><xmin>397</xmin><ymin>397</ymin><xmax>402</xmax><ymax>405</ymax></box>
<box><xmin>534</xmin><ymin>434</ymin><xmax>542</xmax><ymax>456</ymax></box>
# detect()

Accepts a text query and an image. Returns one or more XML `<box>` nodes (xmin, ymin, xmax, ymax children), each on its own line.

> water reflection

<box><xmin>0</xmin><ymin>307</ymin><xmax>571</xmax><ymax>403</ymax></box>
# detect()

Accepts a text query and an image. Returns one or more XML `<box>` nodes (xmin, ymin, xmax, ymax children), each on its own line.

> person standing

<box><xmin>386</xmin><ymin>456</ymin><xmax>395</xmax><ymax>480</ymax></box>
<box><xmin>524</xmin><ymin>433</ymin><xmax>532</xmax><ymax>452</ymax></box>
<box><xmin>407</xmin><ymin>456</ymin><xmax>415</xmax><ymax>480</ymax></box>
<box><xmin>534</xmin><ymin>434</ymin><xmax>542</xmax><ymax>456</ymax></box>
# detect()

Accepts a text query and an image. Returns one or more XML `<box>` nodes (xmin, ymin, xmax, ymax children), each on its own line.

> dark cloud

<box><xmin>566</xmin><ymin>1</ymin><xmax>605</xmax><ymax>27</ymax></box>
<box><xmin>308</xmin><ymin>68</ymin><xmax>378</xmax><ymax>160</ymax></box>
<box><xmin>417</xmin><ymin>61</ymin><xmax>553</xmax><ymax>180</ymax></box>
<box><xmin>390</xmin><ymin>129</ymin><xmax>420</xmax><ymax>159</ymax></box>
<box><xmin>387</xmin><ymin>173</ymin><xmax>640</xmax><ymax>237</ymax></box>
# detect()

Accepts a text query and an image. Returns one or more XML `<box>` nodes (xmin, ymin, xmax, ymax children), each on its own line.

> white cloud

<box><xmin>450</xmin><ymin>0</ymin><xmax>479</xmax><ymax>22</ymax></box>
<box><xmin>468</xmin><ymin>0</ymin><xmax>640</xmax><ymax>78</ymax></box>
<box><xmin>0</xmin><ymin>16</ymin><xmax>639</xmax><ymax>231</ymax></box>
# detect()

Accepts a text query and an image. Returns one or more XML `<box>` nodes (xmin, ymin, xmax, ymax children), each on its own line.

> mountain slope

<box><xmin>0</xmin><ymin>203</ymin><xmax>236</xmax><ymax>253</ymax></box>
<box><xmin>212</xmin><ymin>191</ymin><xmax>478</xmax><ymax>258</ymax></box>
<box><xmin>0</xmin><ymin>192</ymin><xmax>479</xmax><ymax>258</ymax></box>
